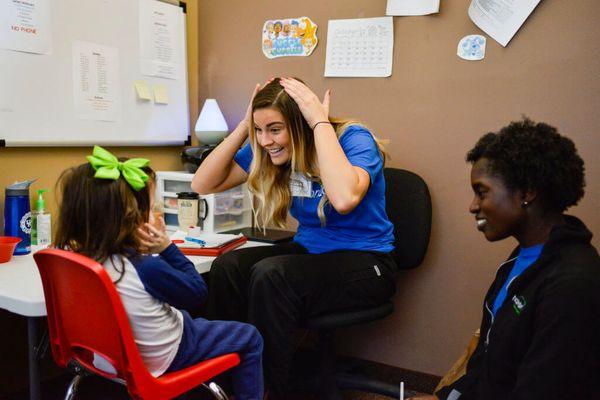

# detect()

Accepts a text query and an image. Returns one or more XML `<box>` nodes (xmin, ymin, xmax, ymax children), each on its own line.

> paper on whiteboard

<box><xmin>468</xmin><ymin>0</ymin><xmax>541</xmax><ymax>47</ymax></box>
<box><xmin>139</xmin><ymin>0</ymin><xmax>182</xmax><ymax>79</ymax></box>
<box><xmin>72</xmin><ymin>41</ymin><xmax>121</xmax><ymax>122</ymax></box>
<box><xmin>0</xmin><ymin>0</ymin><xmax>52</xmax><ymax>54</ymax></box>
<box><xmin>153</xmin><ymin>84</ymin><xmax>169</xmax><ymax>104</ymax></box>
<box><xmin>324</xmin><ymin>17</ymin><xmax>394</xmax><ymax>78</ymax></box>
<box><xmin>134</xmin><ymin>80</ymin><xmax>152</xmax><ymax>100</ymax></box>
<box><xmin>386</xmin><ymin>0</ymin><xmax>439</xmax><ymax>16</ymax></box>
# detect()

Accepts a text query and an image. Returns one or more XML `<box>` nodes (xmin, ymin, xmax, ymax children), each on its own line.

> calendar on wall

<box><xmin>324</xmin><ymin>16</ymin><xmax>394</xmax><ymax>78</ymax></box>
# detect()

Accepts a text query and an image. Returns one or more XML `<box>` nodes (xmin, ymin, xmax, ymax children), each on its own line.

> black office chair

<box><xmin>300</xmin><ymin>168</ymin><xmax>432</xmax><ymax>399</ymax></box>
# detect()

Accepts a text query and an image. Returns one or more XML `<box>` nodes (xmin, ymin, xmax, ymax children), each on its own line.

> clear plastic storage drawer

<box><xmin>164</xmin><ymin>180</ymin><xmax>193</xmax><ymax>193</ymax></box>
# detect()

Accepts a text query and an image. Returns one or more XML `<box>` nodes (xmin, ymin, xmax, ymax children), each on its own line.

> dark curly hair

<box><xmin>466</xmin><ymin>117</ymin><xmax>585</xmax><ymax>213</ymax></box>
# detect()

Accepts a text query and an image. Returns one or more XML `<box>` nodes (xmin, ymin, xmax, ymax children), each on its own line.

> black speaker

<box><xmin>181</xmin><ymin>145</ymin><xmax>216</xmax><ymax>173</ymax></box>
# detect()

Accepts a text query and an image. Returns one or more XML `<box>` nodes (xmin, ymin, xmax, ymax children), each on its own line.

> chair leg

<box><xmin>64</xmin><ymin>374</ymin><xmax>84</xmax><ymax>400</ymax></box>
<box><xmin>315</xmin><ymin>329</ymin><xmax>416</xmax><ymax>399</ymax></box>
<box><xmin>336</xmin><ymin>372</ymin><xmax>418</xmax><ymax>398</ymax></box>
<box><xmin>202</xmin><ymin>382</ymin><xmax>229</xmax><ymax>400</ymax></box>
<box><xmin>317</xmin><ymin>330</ymin><xmax>343</xmax><ymax>400</ymax></box>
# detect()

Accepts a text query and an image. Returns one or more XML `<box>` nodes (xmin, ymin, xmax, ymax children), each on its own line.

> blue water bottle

<box><xmin>3</xmin><ymin>180</ymin><xmax>36</xmax><ymax>255</ymax></box>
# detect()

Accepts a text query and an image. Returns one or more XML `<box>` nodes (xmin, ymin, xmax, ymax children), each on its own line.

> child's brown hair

<box><xmin>54</xmin><ymin>161</ymin><xmax>155</xmax><ymax>264</ymax></box>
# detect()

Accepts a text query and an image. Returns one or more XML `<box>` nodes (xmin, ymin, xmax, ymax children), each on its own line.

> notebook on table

<box><xmin>170</xmin><ymin>231</ymin><xmax>248</xmax><ymax>256</ymax></box>
<box><xmin>221</xmin><ymin>227</ymin><xmax>295</xmax><ymax>244</ymax></box>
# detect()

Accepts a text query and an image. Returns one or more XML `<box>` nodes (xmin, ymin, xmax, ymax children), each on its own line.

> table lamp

<box><xmin>195</xmin><ymin>99</ymin><xmax>229</xmax><ymax>145</ymax></box>
<box><xmin>182</xmin><ymin>99</ymin><xmax>229</xmax><ymax>172</ymax></box>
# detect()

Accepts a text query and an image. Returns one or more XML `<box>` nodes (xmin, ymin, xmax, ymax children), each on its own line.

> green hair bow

<box><xmin>86</xmin><ymin>146</ymin><xmax>150</xmax><ymax>191</ymax></box>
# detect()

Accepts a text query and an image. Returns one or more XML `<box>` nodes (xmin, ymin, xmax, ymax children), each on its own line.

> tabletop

<box><xmin>0</xmin><ymin>242</ymin><xmax>268</xmax><ymax>318</ymax></box>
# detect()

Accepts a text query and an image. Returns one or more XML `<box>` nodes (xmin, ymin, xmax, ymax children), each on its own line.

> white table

<box><xmin>0</xmin><ymin>242</ymin><xmax>268</xmax><ymax>400</ymax></box>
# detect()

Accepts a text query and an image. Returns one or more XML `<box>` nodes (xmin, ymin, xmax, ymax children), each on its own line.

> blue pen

<box><xmin>184</xmin><ymin>236</ymin><xmax>206</xmax><ymax>246</ymax></box>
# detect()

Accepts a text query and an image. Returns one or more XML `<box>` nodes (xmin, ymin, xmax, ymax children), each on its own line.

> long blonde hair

<box><xmin>247</xmin><ymin>78</ymin><xmax>387</xmax><ymax>228</ymax></box>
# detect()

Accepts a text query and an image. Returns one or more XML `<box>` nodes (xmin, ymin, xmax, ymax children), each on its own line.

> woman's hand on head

<box><xmin>279</xmin><ymin>77</ymin><xmax>330</xmax><ymax>129</ymax></box>
<box><xmin>137</xmin><ymin>217</ymin><xmax>171</xmax><ymax>254</ymax></box>
<box><xmin>240</xmin><ymin>78</ymin><xmax>274</xmax><ymax>133</ymax></box>
<box><xmin>239</xmin><ymin>83</ymin><xmax>262</xmax><ymax>133</ymax></box>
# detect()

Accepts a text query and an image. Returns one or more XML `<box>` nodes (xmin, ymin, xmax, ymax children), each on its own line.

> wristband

<box><xmin>311</xmin><ymin>121</ymin><xmax>332</xmax><ymax>130</ymax></box>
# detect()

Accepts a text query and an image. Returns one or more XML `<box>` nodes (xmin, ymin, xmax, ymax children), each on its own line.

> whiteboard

<box><xmin>0</xmin><ymin>0</ymin><xmax>189</xmax><ymax>147</ymax></box>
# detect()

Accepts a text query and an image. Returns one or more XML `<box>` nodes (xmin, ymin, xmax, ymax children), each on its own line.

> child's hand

<box><xmin>137</xmin><ymin>217</ymin><xmax>171</xmax><ymax>254</ymax></box>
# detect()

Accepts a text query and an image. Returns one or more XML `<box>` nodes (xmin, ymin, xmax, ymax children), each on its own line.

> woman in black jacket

<box><xmin>417</xmin><ymin>118</ymin><xmax>599</xmax><ymax>399</ymax></box>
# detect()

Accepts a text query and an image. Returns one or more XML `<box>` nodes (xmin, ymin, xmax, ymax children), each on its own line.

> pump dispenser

<box><xmin>31</xmin><ymin>189</ymin><xmax>51</xmax><ymax>248</ymax></box>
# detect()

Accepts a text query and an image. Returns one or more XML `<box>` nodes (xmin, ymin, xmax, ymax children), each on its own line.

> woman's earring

<box><xmin>522</xmin><ymin>201</ymin><xmax>529</xmax><ymax>207</ymax></box>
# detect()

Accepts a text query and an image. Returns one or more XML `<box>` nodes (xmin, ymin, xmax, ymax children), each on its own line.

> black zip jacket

<box><xmin>437</xmin><ymin>215</ymin><xmax>600</xmax><ymax>400</ymax></box>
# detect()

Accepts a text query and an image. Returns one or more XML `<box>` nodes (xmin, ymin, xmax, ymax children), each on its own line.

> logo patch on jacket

<box><xmin>512</xmin><ymin>295</ymin><xmax>526</xmax><ymax>315</ymax></box>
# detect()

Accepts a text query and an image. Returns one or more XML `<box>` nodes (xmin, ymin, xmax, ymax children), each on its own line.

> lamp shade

<box><xmin>194</xmin><ymin>99</ymin><xmax>229</xmax><ymax>145</ymax></box>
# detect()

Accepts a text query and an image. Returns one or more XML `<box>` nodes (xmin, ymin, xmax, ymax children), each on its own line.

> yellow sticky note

<box><xmin>134</xmin><ymin>80</ymin><xmax>152</xmax><ymax>100</ymax></box>
<box><xmin>153</xmin><ymin>84</ymin><xmax>169</xmax><ymax>104</ymax></box>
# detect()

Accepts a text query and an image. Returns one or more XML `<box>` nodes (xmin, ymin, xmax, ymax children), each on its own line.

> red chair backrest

<box><xmin>34</xmin><ymin>249</ymin><xmax>153</xmax><ymax>387</ymax></box>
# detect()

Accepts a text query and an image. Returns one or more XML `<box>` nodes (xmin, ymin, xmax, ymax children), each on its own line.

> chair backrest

<box><xmin>33</xmin><ymin>249</ymin><xmax>153</xmax><ymax>389</ymax></box>
<box><xmin>384</xmin><ymin>168</ymin><xmax>432</xmax><ymax>269</ymax></box>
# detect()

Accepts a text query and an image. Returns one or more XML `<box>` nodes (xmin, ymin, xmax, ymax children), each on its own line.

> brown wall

<box><xmin>196</xmin><ymin>0</ymin><xmax>599</xmax><ymax>375</ymax></box>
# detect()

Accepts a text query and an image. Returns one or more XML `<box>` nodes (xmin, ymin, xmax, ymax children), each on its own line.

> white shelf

<box><xmin>213</xmin><ymin>207</ymin><xmax>251</xmax><ymax>216</ymax></box>
<box><xmin>155</xmin><ymin>171</ymin><xmax>252</xmax><ymax>233</ymax></box>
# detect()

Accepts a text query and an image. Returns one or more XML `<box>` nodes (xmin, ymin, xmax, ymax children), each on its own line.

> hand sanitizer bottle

<box><xmin>32</xmin><ymin>189</ymin><xmax>51</xmax><ymax>248</ymax></box>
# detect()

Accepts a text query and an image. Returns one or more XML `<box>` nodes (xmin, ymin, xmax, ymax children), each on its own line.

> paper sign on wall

<box><xmin>468</xmin><ymin>0</ymin><xmax>541</xmax><ymax>47</ymax></box>
<box><xmin>262</xmin><ymin>17</ymin><xmax>318</xmax><ymax>59</ymax></box>
<box><xmin>457</xmin><ymin>35</ymin><xmax>486</xmax><ymax>61</ymax></box>
<box><xmin>386</xmin><ymin>0</ymin><xmax>440</xmax><ymax>16</ymax></box>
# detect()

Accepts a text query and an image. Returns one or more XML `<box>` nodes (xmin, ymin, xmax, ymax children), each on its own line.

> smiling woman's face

<box><xmin>469</xmin><ymin>158</ymin><xmax>526</xmax><ymax>242</ymax></box>
<box><xmin>253</xmin><ymin>107</ymin><xmax>291</xmax><ymax>166</ymax></box>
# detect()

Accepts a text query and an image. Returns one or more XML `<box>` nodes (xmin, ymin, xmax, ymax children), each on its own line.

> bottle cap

<box><xmin>5</xmin><ymin>179</ymin><xmax>36</xmax><ymax>196</ymax></box>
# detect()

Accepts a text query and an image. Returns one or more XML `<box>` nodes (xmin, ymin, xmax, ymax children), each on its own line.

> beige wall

<box><xmin>196</xmin><ymin>0</ymin><xmax>599</xmax><ymax>375</ymax></box>
<box><xmin>0</xmin><ymin>0</ymin><xmax>200</xmax><ymax>220</ymax></box>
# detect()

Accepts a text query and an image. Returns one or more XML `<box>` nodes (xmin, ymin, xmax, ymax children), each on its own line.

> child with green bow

<box><xmin>54</xmin><ymin>146</ymin><xmax>264</xmax><ymax>399</ymax></box>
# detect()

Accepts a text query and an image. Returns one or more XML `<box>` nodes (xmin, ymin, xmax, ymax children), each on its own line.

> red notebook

<box><xmin>176</xmin><ymin>235</ymin><xmax>247</xmax><ymax>257</ymax></box>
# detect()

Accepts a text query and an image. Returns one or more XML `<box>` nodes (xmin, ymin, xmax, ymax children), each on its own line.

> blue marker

<box><xmin>184</xmin><ymin>236</ymin><xmax>206</xmax><ymax>246</ymax></box>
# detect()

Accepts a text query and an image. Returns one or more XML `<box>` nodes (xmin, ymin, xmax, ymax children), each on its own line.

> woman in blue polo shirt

<box><xmin>192</xmin><ymin>77</ymin><xmax>397</xmax><ymax>398</ymax></box>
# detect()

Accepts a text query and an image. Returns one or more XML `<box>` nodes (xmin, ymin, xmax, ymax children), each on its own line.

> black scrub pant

<box><xmin>206</xmin><ymin>241</ymin><xmax>397</xmax><ymax>398</ymax></box>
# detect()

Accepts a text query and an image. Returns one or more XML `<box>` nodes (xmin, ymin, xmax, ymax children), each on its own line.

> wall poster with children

<box><xmin>261</xmin><ymin>16</ymin><xmax>318</xmax><ymax>59</ymax></box>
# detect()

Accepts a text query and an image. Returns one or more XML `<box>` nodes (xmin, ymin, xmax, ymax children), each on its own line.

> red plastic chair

<box><xmin>34</xmin><ymin>248</ymin><xmax>240</xmax><ymax>400</ymax></box>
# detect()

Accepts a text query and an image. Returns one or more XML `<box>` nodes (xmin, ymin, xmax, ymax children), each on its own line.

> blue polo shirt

<box><xmin>234</xmin><ymin>125</ymin><xmax>395</xmax><ymax>254</ymax></box>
